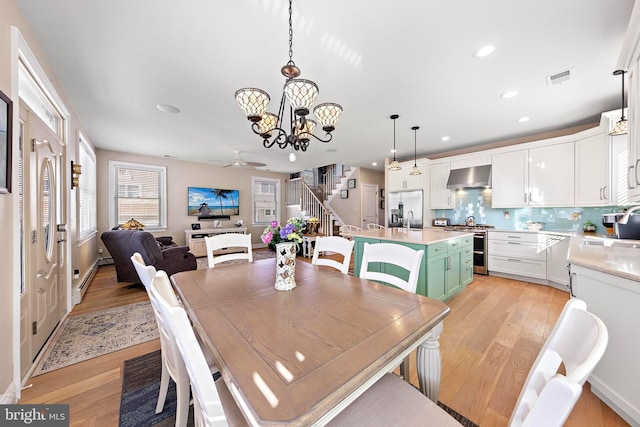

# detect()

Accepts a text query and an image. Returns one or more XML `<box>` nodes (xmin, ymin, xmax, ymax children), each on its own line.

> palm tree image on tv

<box><xmin>188</xmin><ymin>187</ymin><xmax>239</xmax><ymax>216</ymax></box>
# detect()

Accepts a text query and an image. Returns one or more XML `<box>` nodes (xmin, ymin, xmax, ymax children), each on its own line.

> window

<box><xmin>78</xmin><ymin>134</ymin><xmax>97</xmax><ymax>240</ymax></box>
<box><xmin>252</xmin><ymin>177</ymin><xmax>280</xmax><ymax>226</ymax></box>
<box><xmin>109</xmin><ymin>161</ymin><xmax>166</xmax><ymax>230</ymax></box>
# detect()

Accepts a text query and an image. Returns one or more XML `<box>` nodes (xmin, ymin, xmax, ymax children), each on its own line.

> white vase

<box><xmin>275</xmin><ymin>242</ymin><xmax>297</xmax><ymax>291</ymax></box>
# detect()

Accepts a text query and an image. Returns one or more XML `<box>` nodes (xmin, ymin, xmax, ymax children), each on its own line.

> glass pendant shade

<box><xmin>388</xmin><ymin>160</ymin><xmax>401</xmax><ymax>171</ymax></box>
<box><xmin>295</xmin><ymin>119</ymin><xmax>317</xmax><ymax>142</ymax></box>
<box><xmin>235</xmin><ymin>88</ymin><xmax>270</xmax><ymax>122</ymax></box>
<box><xmin>409</xmin><ymin>165</ymin><xmax>422</xmax><ymax>176</ymax></box>
<box><xmin>313</xmin><ymin>103</ymin><xmax>343</xmax><ymax>132</ymax></box>
<box><xmin>409</xmin><ymin>125</ymin><xmax>422</xmax><ymax>176</ymax></box>
<box><xmin>284</xmin><ymin>79</ymin><xmax>319</xmax><ymax>116</ymax></box>
<box><xmin>256</xmin><ymin>112</ymin><xmax>278</xmax><ymax>137</ymax></box>
<box><xmin>609</xmin><ymin>118</ymin><xmax>628</xmax><ymax>136</ymax></box>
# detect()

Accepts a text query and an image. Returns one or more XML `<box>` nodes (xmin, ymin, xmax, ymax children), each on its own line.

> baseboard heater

<box><xmin>72</xmin><ymin>259</ymin><xmax>100</xmax><ymax>305</ymax></box>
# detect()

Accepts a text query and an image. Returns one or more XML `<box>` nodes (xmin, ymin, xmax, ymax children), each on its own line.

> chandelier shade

<box><xmin>235</xmin><ymin>88</ymin><xmax>270</xmax><ymax>122</ymax></box>
<box><xmin>609</xmin><ymin>69</ymin><xmax>628</xmax><ymax>136</ymax></box>
<box><xmin>284</xmin><ymin>79</ymin><xmax>319</xmax><ymax>116</ymax></box>
<box><xmin>234</xmin><ymin>0</ymin><xmax>342</xmax><ymax>153</ymax></box>
<box><xmin>314</xmin><ymin>103</ymin><xmax>343</xmax><ymax>132</ymax></box>
<box><xmin>256</xmin><ymin>112</ymin><xmax>278</xmax><ymax>137</ymax></box>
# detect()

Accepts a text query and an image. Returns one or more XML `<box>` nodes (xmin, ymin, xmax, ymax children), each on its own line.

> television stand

<box><xmin>185</xmin><ymin>227</ymin><xmax>248</xmax><ymax>257</ymax></box>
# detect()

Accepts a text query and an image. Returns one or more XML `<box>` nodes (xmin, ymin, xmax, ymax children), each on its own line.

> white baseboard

<box><xmin>72</xmin><ymin>259</ymin><xmax>100</xmax><ymax>305</ymax></box>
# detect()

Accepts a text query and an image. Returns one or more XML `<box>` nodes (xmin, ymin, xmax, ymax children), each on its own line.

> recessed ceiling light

<box><xmin>517</xmin><ymin>116</ymin><xmax>530</xmax><ymax>123</ymax></box>
<box><xmin>474</xmin><ymin>45</ymin><xmax>495</xmax><ymax>58</ymax></box>
<box><xmin>157</xmin><ymin>104</ymin><xmax>180</xmax><ymax>113</ymax></box>
<box><xmin>441</xmin><ymin>136</ymin><xmax>450</xmax><ymax>142</ymax></box>
<box><xmin>372</xmin><ymin>162</ymin><xmax>378</xmax><ymax>166</ymax></box>
<box><xmin>500</xmin><ymin>90</ymin><xmax>518</xmax><ymax>99</ymax></box>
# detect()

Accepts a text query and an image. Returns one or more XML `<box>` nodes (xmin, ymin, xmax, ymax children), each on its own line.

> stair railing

<box><xmin>286</xmin><ymin>177</ymin><xmax>333</xmax><ymax>236</ymax></box>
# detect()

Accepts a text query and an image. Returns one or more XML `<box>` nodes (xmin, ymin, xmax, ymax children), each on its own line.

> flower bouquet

<box><xmin>261</xmin><ymin>218</ymin><xmax>305</xmax><ymax>249</ymax></box>
<box><xmin>306</xmin><ymin>216</ymin><xmax>320</xmax><ymax>234</ymax></box>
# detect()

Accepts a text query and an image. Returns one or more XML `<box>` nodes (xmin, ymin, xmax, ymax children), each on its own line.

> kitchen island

<box><xmin>351</xmin><ymin>228</ymin><xmax>474</xmax><ymax>300</ymax></box>
<box><xmin>568</xmin><ymin>236</ymin><xmax>640</xmax><ymax>426</ymax></box>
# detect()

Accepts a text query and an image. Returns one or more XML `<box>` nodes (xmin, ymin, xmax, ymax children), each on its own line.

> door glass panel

<box><xmin>42</xmin><ymin>161</ymin><xmax>52</xmax><ymax>261</ymax></box>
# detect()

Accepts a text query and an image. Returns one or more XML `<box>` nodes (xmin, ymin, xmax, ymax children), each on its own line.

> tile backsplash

<box><xmin>434</xmin><ymin>188</ymin><xmax>627</xmax><ymax>233</ymax></box>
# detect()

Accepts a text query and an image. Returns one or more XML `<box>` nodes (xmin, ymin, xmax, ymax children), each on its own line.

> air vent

<box><xmin>546</xmin><ymin>68</ymin><xmax>573</xmax><ymax>86</ymax></box>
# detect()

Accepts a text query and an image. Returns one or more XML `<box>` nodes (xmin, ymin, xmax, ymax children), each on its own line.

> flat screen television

<box><xmin>188</xmin><ymin>186</ymin><xmax>239</xmax><ymax>216</ymax></box>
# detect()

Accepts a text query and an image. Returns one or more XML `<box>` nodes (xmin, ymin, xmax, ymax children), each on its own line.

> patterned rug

<box><xmin>195</xmin><ymin>248</ymin><xmax>275</xmax><ymax>269</ymax></box>
<box><xmin>33</xmin><ymin>301</ymin><xmax>158</xmax><ymax>376</ymax></box>
<box><xmin>120</xmin><ymin>351</ymin><xmax>479</xmax><ymax>427</ymax></box>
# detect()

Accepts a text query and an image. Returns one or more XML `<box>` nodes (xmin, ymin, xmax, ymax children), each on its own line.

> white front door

<box><xmin>23</xmin><ymin>106</ymin><xmax>65</xmax><ymax>367</ymax></box>
<box><xmin>361</xmin><ymin>183</ymin><xmax>379</xmax><ymax>228</ymax></box>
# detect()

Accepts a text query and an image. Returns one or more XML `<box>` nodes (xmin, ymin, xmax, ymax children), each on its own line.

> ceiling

<box><xmin>16</xmin><ymin>0</ymin><xmax>635</xmax><ymax>173</ymax></box>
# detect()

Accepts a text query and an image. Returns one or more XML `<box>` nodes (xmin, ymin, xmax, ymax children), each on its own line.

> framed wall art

<box><xmin>340</xmin><ymin>189</ymin><xmax>349</xmax><ymax>199</ymax></box>
<box><xmin>0</xmin><ymin>90</ymin><xmax>13</xmax><ymax>194</ymax></box>
<box><xmin>347</xmin><ymin>178</ymin><xmax>356</xmax><ymax>189</ymax></box>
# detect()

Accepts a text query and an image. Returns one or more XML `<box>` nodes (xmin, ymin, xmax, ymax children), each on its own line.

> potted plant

<box><xmin>583</xmin><ymin>220</ymin><xmax>597</xmax><ymax>232</ymax></box>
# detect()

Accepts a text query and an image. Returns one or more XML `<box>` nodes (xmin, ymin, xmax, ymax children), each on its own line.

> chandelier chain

<box><xmin>288</xmin><ymin>0</ymin><xmax>294</xmax><ymax>66</ymax></box>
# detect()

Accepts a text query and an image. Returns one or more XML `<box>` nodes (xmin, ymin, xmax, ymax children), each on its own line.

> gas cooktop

<box><xmin>445</xmin><ymin>224</ymin><xmax>495</xmax><ymax>231</ymax></box>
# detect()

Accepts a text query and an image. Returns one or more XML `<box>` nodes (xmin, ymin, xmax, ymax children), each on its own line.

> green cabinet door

<box><xmin>426</xmin><ymin>253</ymin><xmax>447</xmax><ymax>301</ymax></box>
<box><xmin>446</xmin><ymin>248</ymin><xmax>462</xmax><ymax>297</ymax></box>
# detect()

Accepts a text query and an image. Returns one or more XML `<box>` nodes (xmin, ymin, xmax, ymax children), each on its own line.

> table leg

<box><xmin>416</xmin><ymin>321</ymin><xmax>443</xmax><ymax>402</ymax></box>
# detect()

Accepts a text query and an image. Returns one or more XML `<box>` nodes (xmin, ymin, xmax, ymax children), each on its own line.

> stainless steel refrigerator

<box><xmin>387</xmin><ymin>190</ymin><xmax>423</xmax><ymax>228</ymax></box>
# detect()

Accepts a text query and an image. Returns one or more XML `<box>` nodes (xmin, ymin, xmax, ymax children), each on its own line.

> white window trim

<box><xmin>108</xmin><ymin>160</ymin><xmax>167</xmax><ymax>231</ymax></box>
<box><xmin>251</xmin><ymin>176</ymin><xmax>280</xmax><ymax>227</ymax></box>
<box><xmin>77</xmin><ymin>132</ymin><xmax>97</xmax><ymax>244</ymax></box>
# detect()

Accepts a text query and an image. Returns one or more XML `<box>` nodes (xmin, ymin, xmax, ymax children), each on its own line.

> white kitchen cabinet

<box><xmin>387</xmin><ymin>159</ymin><xmax>426</xmax><ymax>192</ymax></box>
<box><xmin>575</xmin><ymin>133</ymin><xmax>610</xmax><ymax>206</ymax></box>
<box><xmin>491</xmin><ymin>142</ymin><xmax>574</xmax><ymax>208</ymax></box>
<box><xmin>488</xmin><ymin>231</ymin><xmax>547</xmax><ymax>280</ymax></box>
<box><xmin>545</xmin><ymin>232</ymin><xmax>570</xmax><ymax>290</ymax></box>
<box><xmin>430</xmin><ymin>161</ymin><xmax>454</xmax><ymax>209</ymax></box>
<box><xmin>570</xmin><ymin>264</ymin><xmax>640</xmax><ymax>425</ymax></box>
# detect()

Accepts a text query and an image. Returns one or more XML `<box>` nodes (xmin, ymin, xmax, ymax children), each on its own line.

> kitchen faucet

<box><xmin>405</xmin><ymin>210</ymin><xmax>414</xmax><ymax>232</ymax></box>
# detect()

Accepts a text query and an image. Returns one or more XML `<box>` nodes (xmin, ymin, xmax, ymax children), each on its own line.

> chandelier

<box><xmin>235</xmin><ymin>0</ymin><xmax>343</xmax><ymax>152</ymax></box>
<box><xmin>609</xmin><ymin>69</ymin><xmax>628</xmax><ymax>136</ymax></box>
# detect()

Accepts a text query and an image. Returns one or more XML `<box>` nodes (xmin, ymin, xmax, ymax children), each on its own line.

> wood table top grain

<box><xmin>171</xmin><ymin>259</ymin><xmax>450</xmax><ymax>426</ymax></box>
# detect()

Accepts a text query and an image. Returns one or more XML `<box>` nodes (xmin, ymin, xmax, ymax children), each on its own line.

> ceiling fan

<box><xmin>222</xmin><ymin>150</ymin><xmax>266</xmax><ymax>169</ymax></box>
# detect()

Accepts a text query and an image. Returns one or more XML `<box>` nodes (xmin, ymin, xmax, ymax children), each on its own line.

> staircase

<box><xmin>286</xmin><ymin>164</ymin><xmax>356</xmax><ymax>236</ymax></box>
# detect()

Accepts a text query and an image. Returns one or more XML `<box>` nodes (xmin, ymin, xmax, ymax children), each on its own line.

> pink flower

<box><xmin>261</xmin><ymin>230</ymin><xmax>273</xmax><ymax>245</ymax></box>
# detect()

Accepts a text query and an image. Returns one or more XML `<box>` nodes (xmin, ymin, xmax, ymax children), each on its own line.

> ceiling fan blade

<box><xmin>244</xmin><ymin>161</ymin><xmax>267</xmax><ymax>167</ymax></box>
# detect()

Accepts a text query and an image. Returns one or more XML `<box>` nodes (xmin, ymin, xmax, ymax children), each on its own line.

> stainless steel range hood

<box><xmin>446</xmin><ymin>165</ymin><xmax>492</xmax><ymax>189</ymax></box>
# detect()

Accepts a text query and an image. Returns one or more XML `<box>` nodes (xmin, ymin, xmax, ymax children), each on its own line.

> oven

<box><xmin>432</xmin><ymin>219</ymin><xmax>491</xmax><ymax>275</ymax></box>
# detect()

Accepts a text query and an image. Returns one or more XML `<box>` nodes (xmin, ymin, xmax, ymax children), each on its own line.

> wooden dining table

<box><xmin>170</xmin><ymin>258</ymin><xmax>451</xmax><ymax>426</ymax></box>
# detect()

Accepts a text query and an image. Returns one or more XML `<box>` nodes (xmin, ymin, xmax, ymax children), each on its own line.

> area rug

<box><xmin>196</xmin><ymin>248</ymin><xmax>275</xmax><ymax>269</ymax></box>
<box><xmin>120</xmin><ymin>350</ymin><xmax>479</xmax><ymax>427</ymax></box>
<box><xmin>33</xmin><ymin>301</ymin><xmax>158</xmax><ymax>376</ymax></box>
<box><xmin>119</xmin><ymin>350</ymin><xmax>220</xmax><ymax>427</ymax></box>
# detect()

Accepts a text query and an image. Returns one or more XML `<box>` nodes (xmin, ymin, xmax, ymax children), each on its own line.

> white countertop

<box><xmin>350</xmin><ymin>228</ymin><xmax>473</xmax><ymax>245</ymax></box>
<box><xmin>568</xmin><ymin>235</ymin><xmax>640</xmax><ymax>282</ymax></box>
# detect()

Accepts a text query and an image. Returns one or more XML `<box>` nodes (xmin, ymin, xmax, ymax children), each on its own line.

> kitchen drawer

<box><xmin>488</xmin><ymin>240</ymin><xmax>546</xmax><ymax>261</ymax></box>
<box><xmin>448</xmin><ymin>237</ymin><xmax>466</xmax><ymax>251</ymax></box>
<box><xmin>426</xmin><ymin>241</ymin><xmax>448</xmax><ymax>257</ymax></box>
<box><xmin>488</xmin><ymin>231</ymin><xmax>541</xmax><ymax>243</ymax></box>
<box><xmin>488</xmin><ymin>255</ymin><xmax>547</xmax><ymax>279</ymax></box>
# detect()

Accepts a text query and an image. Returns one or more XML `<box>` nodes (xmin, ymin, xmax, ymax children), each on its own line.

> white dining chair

<box><xmin>131</xmin><ymin>253</ymin><xmax>218</xmax><ymax>425</ymax></box>
<box><xmin>339</xmin><ymin>224</ymin><xmax>362</xmax><ymax>240</ymax></box>
<box><xmin>358</xmin><ymin>242</ymin><xmax>425</xmax><ymax>380</ymax></box>
<box><xmin>204</xmin><ymin>233</ymin><xmax>253</xmax><ymax>268</ymax></box>
<box><xmin>366</xmin><ymin>223</ymin><xmax>385</xmax><ymax>230</ymax></box>
<box><xmin>149</xmin><ymin>271</ymin><xmax>248</xmax><ymax>427</ymax></box>
<box><xmin>358</xmin><ymin>242</ymin><xmax>424</xmax><ymax>294</ymax></box>
<box><xmin>509</xmin><ymin>298</ymin><xmax>608</xmax><ymax>426</ymax></box>
<box><xmin>311</xmin><ymin>236</ymin><xmax>355</xmax><ymax>274</ymax></box>
<box><xmin>329</xmin><ymin>298</ymin><xmax>608</xmax><ymax>427</ymax></box>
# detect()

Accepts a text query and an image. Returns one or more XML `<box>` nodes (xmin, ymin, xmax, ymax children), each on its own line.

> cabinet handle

<box><xmin>507</xmin><ymin>241</ymin><xmax>522</xmax><ymax>245</ymax></box>
<box><xmin>636</xmin><ymin>159</ymin><xmax>640</xmax><ymax>186</ymax></box>
<box><xmin>446</xmin><ymin>256</ymin><xmax>451</xmax><ymax>270</ymax></box>
<box><xmin>524</xmin><ymin>192</ymin><xmax>527</xmax><ymax>203</ymax></box>
<box><xmin>603</xmin><ymin>185</ymin><xmax>608</xmax><ymax>200</ymax></box>
<box><xmin>628</xmin><ymin>165</ymin><xmax>635</xmax><ymax>190</ymax></box>
<box><xmin>506</xmin><ymin>235</ymin><xmax>522</xmax><ymax>239</ymax></box>
<box><xmin>507</xmin><ymin>258</ymin><xmax>522</xmax><ymax>262</ymax></box>
<box><xmin>569</xmin><ymin>272</ymin><xmax>575</xmax><ymax>297</ymax></box>
<box><xmin>599</xmin><ymin>187</ymin><xmax>603</xmax><ymax>200</ymax></box>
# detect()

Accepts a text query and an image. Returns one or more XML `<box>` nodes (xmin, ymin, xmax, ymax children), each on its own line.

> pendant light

<box><xmin>409</xmin><ymin>126</ymin><xmax>422</xmax><ymax>176</ymax></box>
<box><xmin>609</xmin><ymin>69</ymin><xmax>628</xmax><ymax>136</ymax></box>
<box><xmin>387</xmin><ymin>114</ymin><xmax>401</xmax><ymax>171</ymax></box>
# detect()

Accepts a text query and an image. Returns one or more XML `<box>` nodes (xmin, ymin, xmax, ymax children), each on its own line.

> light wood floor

<box><xmin>19</xmin><ymin>257</ymin><xmax>628</xmax><ymax>426</ymax></box>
